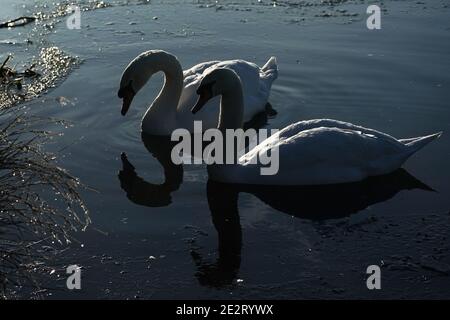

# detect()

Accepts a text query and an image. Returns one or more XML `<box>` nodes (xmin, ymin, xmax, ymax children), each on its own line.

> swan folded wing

<box><xmin>288</xmin><ymin>127</ymin><xmax>405</xmax><ymax>174</ymax></box>
<box><xmin>210</xmin><ymin>60</ymin><xmax>261</xmax><ymax>93</ymax></box>
<box><xmin>180</xmin><ymin>59</ymin><xmax>274</xmax><ymax>122</ymax></box>
<box><xmin>239</xmin><ymin>126</ymin><xmax>407</xmax><ymax>184</ymax></box>
<box><xmin>215</xmin><ymin>60</ymin><xmax>274</xmax><ymax>118</ymax></box>
<box><xmin>239</xmin><ymin>131</ymin><xmax>282</xmax><ymax>164</ymax></box>
<box><xmin>183</xmin><ymin>60</ymin><xmax>221</xmax><ymax>79</ymax></box>
<box><xmin>277</xmin><ymin>119</ymin><xmax>404</xmax><ymax>147</ymax></box>
<box><xmin>178</xmin><ymin>63</ymin><xmax>220</xmax><ymax>120</ymax></box>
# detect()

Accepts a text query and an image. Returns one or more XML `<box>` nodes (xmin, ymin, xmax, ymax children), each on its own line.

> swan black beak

<box><xmin>118</xmin><ymin>83</ymin><xmax>135</xmax><ymax>116</ymax></box>
<box><xmin>191</xmin><ymin>81</ymin><xmax>215</xmax><ymax>114</ymax></box>
<box><xmin>191</xmin><ymin>94</ymin><xmax>209</xmax><ymax>114</ymax></box>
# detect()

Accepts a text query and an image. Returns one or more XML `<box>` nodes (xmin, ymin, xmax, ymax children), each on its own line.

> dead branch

<box><xmin>0</xmin><ymin>17</ymin><xmax>36</xmax><ymax>29</ymax></box>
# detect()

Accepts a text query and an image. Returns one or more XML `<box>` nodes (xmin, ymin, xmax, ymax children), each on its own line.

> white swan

<box><xmin>191</xmin><ymin>68</ymin><xmax>442</xmax><ymax>186</ymax></box>
<box><xmin>118</xmin><ymin>50</ymin><xmax>278</xmax><ymax>135</ymax></box>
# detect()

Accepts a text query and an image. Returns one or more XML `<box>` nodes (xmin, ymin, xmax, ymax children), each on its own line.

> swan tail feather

<box><xmin>395</xmin><ymin>169</ymin><xmax>436</xmax><ymax>192</ymax></box>
<box><xmin>404</xmin><ymin>132</ymin><xmax>442</xmax><ymax>155</ymax></box>
<box><xmin>398</xmin><ymin>137</ymin><xmax>419</xmax><ymax>144</ymax></box>
<box><xmin>261</xmin><ymin>57</ymin><xmax>278</xmax><ymax>79</ymax></box>
<box><xmin>260</xmin><ymin>57</ymin><xmax>278</xmax><ymax>94</ymax></box>
<box><xmin>410</xmin><ymin>177</ymin><xmax>436</xmax><ymax>192</ymax></box>
<box><xmin>262</xmin><ymin>56</ymin><xmax>277</xmax><ymax>72</ymax></box>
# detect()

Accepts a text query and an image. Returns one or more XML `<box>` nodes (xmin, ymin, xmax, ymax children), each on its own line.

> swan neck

<box><xmin>154</xmin><ymin>56</ymin><xmax>183</xmax><ymax>110</ymax></box>
<box><xmin>218</xmin><ymin>88</ymin><xmax>244</xmax><ymax>131</ymax></box>
<box><xmin>142</xmin><ymin>54</ymin><xmax>183</xmax><ymax>131</ymax></box>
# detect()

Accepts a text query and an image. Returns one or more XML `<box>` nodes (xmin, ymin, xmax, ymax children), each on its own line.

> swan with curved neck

<box><xmin>192</xmin><ymin>68</ymin><xmax>442</xmax><ymax>186</ymax></box>
<box><xmin>118</xmin><ymin>50</ymin><xmax>278</xmax><ymax>135</ymax></box>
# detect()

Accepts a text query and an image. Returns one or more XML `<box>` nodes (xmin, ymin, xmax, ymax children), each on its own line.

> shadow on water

<box><xmin>235</xmin><ymin>169</ymin><xmax>435</xmax><ymax>220</ymax></box>
<box><xmin>192</xmin><ymin>180</ymin><xmax>242</xmax><ymax>288</ymax></box>
<box><xmin>117</xmin><ymin>132</ymin><xmax>435</xmax><ymax>288</ymax></box>
<box><xmin>116</xmin><ymin>103</ymin><xmax>438</xmax><ymax>288</ymax></box>
<box><xmin>118</xmin><ymin>133</ymin><xmax>183</xmax><ymax>207</ymax></box>
<box><xmin>115</xmin><ymin>100</ymin><xmax>438</xmax><ymax>288</ymax></box>
<box><xmin>192</xmin><ymin>170</ymin><xmax>434</xmax><ymax>288</ymax></box>
<box><xmin>118</xmin><ymin>109</ymin><xmax>274</xmax><ymax>207</ymax></box>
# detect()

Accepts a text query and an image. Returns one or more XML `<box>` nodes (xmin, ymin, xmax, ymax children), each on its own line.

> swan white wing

<box><xmin>213</xmin><ymin>60</ymin><xmax>261</xmax><ymax>93</ymax></box>
<box><xmin>182</xmin><ymin>60</ymin><xmax>220</xmax><ymax>83</ymax></box>
<box><xmin>212</xmin><ymin>59</ymin><xmax>277</xmax><ymax>116</ymax></box>
<box><xmin>276</xmin><ymin>119</ymin><xmax>403</xmax><ymax>146</ymax></box>
<box><xmin>177</xmin><ymin>59</ymin><xmax>278</xmax><ymax>130</ymax></box>
<box><xmin>233</xmin><ymin>125</ymin><xmax>408</xmax><ymax>185</ymax></box>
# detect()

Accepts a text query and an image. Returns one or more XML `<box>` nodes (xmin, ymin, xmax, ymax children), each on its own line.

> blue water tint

<box><xmin>2</xmin><ymin>0</ymin><xmax>450</xmax><ymax>298</ymax></box>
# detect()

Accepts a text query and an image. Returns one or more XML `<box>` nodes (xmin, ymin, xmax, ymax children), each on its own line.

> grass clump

<box><xmin>0</xmin><ymin>94</ymin><xmax>89</xmax><ymax>299</ymax></box>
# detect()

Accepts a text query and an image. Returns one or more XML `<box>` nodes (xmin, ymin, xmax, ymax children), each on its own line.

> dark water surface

<box><xmin>2</xmin><ymin>0</ymin><xmax>450</xmax><ymax>298</ymax></box>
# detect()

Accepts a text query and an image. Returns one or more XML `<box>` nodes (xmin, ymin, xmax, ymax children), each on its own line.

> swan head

<box><xmin>118</xmin><ymin>50</ymin><xmax>175</xmax><ymax>116</ymax></box>
<box><xmin>191</xmin><ymin>68</ymin><xmax>241</xmax><ymax>114</ymax></box>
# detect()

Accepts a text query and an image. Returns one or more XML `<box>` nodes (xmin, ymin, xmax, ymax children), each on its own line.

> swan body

<box><xmin>118</xmin><ymin>50</ymin><xmax>278</xmax><ymax>135</ymax></box>
<box><xmin>192</xmin><ymin>68</ymin><xmax>441</xmax><ymax>186</ymax></box>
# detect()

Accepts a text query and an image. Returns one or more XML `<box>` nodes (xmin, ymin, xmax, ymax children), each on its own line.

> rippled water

<box><xmin>1</xmin><ymin>0</ymin><xmax>450</xmax><ymax>298</ymax></box>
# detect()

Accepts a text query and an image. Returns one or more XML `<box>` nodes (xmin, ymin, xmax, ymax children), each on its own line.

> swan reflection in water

<box><xmin>119</xmin><ymin>133</ymin><xmax>183</xmax><ymax>207</ymax></box>
<box><xmin>192</xmin><ymin>170</ymin><xmax>433</xmax><ymax>287</ymax></box>
<box><xmin>118</xmin><ymin>110</ymin><xmax>272</xmax><ymax>207</ymax></box>
<box><xmin>118</xmin><ymin>141</ymin><xmax>434</xmax><ymax>287</ymax></box>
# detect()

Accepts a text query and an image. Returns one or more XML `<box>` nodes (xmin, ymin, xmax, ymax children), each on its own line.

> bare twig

<box><xmin>0</xmin><ymin>17</ymin><xmax>36</xmax><ymax>29</ymax></box>
<box><xmin>0</xmin><ymin>56</ymin><xmax>12</xmax><ymax>71</ymax></box>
